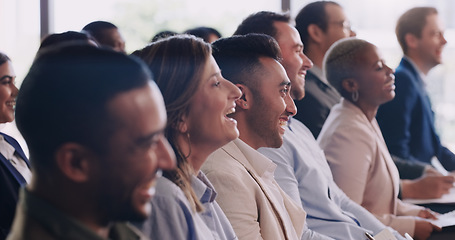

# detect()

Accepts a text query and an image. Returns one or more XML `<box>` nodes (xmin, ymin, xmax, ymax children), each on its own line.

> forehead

<box><xmin>257</xmin><ymin>57</ymin><xmax>289</xmax><ymax>87</ymax></box>
<box><xmin>325</xmin><ymin>3</ymin><xmax>345</xmax><ymax>20</ymax></box>
<box><xmin>0</xmin><ymin>61</ymin><xmax>14</xmax><ymax>75</ymax></box>
<box><xmin>107</xmin><ymin>82</ymin><xmax>167</xmax><ymax>135</ymax></box>
<box><xmin>423</xmin><ymin>13</ymin><xmax>444</xmax><ymax>32</ymax></box>
<box><xmin>274</xmin><ymin>21</ymin><xmax>302</xmax><ymax>48</ymax></box>
<box><xmin>356</xmin><ymin>44</ymin><xmax>380</xmax><ymax>67</ymax></box>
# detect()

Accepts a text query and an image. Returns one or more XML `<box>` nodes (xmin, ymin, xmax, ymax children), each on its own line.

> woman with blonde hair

<box><xmin>133</xmin><ymin>35</ymin><xmax>240</xmax><ymax>240</ymax></box>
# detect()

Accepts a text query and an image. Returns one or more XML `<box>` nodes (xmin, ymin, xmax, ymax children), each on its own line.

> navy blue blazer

<box><xmin>377</xmin><ymin>57</ymin><xmax>455</xmax><ymax>171</ymax></box>
<box><xmin>0</xmin><ymin>132</ymin><xmax>30</xmax><ymax>240</ymax></box>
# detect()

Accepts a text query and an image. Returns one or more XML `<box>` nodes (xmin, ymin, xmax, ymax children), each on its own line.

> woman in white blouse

<box><xmin>317</xmin><ymin>38</ymin><xmax>440</xmax><ymax>240</ymax></box>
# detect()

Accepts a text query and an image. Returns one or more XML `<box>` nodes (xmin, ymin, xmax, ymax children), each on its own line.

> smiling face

<box><xmin>415</xmin><ymin>13</ymin><xmax>447</xmax><ymax>70</ymax></box>
<box><xmin>274</xmin><ymin>21</ymin><xmax>313</xmax><ymax>100</ymax></box>
<box><xmin>96</xmin><ymin>82</ymin><xmax>176</xmax><ymax>221</ymax></box>
<box><xmin>185</xmin><ymin>55</ymin><xmax>241</xmax><ymax>153</ymax></box>
<box><xmin>245</xmin><ymin>57</ymin><xmax>297</xmax><ymax>149</ymax></box>
<box><xmin>354</xmin><ymin>44</ymin><xmax>396</xmax><ymax>108</ymax></box>
<box><xmin>0</xmin><ymin>61</ymin><xmax>18</xmax><ymax>123</ymax></box>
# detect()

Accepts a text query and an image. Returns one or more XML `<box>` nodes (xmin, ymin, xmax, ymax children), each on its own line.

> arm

<box><xmin>205</xmin><ymin>169</ymin><xmax>263</xmax><ymax>240</ymax></box>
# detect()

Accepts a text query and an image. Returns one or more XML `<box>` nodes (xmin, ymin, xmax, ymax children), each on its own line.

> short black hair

<box><xmin>39</xmin><ymin>31</ymin><xmax>93</xmax><ymax>51</ymax></box>
<box><xmin>16</xmin><ymin>44</ymin><xmax>151</xmax><ymax>174</ymax></box>
<box><xmin>0</xmin><ymin>52</ymin><xmax>10</xmax><ymax>65</ymax></box>
<box><xmin>212</xmin><ymin>33</ymin><xmax>281</xmax><ymax>89</ymax></box>
<box><xmin>184</xmin><ymin>27</ymin><xmax>221</xmax><ymax>42</ymax></box>
<box><xmin>82</xmin><ymin>21</ymin><xmax>119</xmax><ymax>45</ymax></box>
<box><xmin>234</xmin><ymin>11</ymin><xmax>291</xmax><ymax>39</ymax></box>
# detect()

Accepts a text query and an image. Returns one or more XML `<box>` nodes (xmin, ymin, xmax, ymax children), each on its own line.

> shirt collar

<box><xmin>0</xmin><ymin>134</ymin><xmax>16</xmax><ymax>160</ymax></box>
<box><xmin>191</xmin><ymin>171</ymin><xmax>217</xmax><ymax>203</ymax></box>
<box><xmin>404</xmin><ymin>56</ymin><xmax>427</xmax><ymax>85</ymax></box>
<box><xmin>309</xmin><ymin>66</ymin><xmax>327</xmax><ymax>84</ymax></box>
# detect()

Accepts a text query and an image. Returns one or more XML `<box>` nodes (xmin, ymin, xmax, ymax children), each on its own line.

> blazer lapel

<box><xmin>1</xmin><ymin>133</ymin><xmax>30</xmax><ymax>168</ymax></box>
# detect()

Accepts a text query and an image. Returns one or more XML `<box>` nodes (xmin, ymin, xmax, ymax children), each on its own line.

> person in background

<box><xmin>8</xmin><ymin>44</ymin><xmax>175</xmax><ymax>239</ymax></box>
<box><xmin>184</xmin><ymin>27</ymin><xmax>222</xmax><ymax>43</ymax></box>
<box><xmin>82</xmin><ymin>21</ymin><xmax>126</xmax><ymax>53</ymax></box>
<box><xmin>377</xmin><ymin>7</ymin><xmax>455</xmax><ymax>173</ymax></box>
<box><xmin>133</xmin><ymin>35</ymin><xmax>240</xmax><ymax>240</ymax></box>
<box><xmin>293</xmin><ymin>1</ymin><xmax>354</xmax><ymax>139</ymax></box>
<box><xmin>0</xmin><ymin>52</ymin><xmax>30</xmax><ymax>240</ymax></box>
<box><xmin>150</xmin><ymin>30</ymin><xmax>178</xmax><ymax>43</ymax></box>
<box><xmin>295</xmin><ymin>1</ymin><xmax>453</xmax><ymax>202</ymax></box>
<box><xmin>317</xmin><ymin>37</ymin><xmax>440</xmax><ymax>239</ymax></box>
<box><xmin>38</xmin><ymin>31</ymin><xmax>98</xmax><ymax>51</ymax></box>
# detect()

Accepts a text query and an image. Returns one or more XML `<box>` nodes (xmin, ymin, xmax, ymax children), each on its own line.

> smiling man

<box><xmin>201</xmin><ymin>34</ymin><xmax>332</xmax><ymax>240</ymax></box>
<box><xmin>8</xmin><ymin>44</ymin><xmax>175</xmax><ymax>240</ymax></box>
<box><xmin>376</xmin><ymin>7</ymin><xmax>455</xmax><ymax>172</ymax></box>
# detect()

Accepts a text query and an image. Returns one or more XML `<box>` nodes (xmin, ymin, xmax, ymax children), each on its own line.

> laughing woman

<box><xmin>317</xmin><ymin>38</ymin><xmax>440</xmax><ymax>240</ymax></box>
<box><xmin>133</xmin><ymin>35</ymin><xmax>241</xmax><ymax>240</ymax></box>
<box><xmin>0</xmin><ymin>53</ymin><xmax>31</xmax><ymax>239</ymax></box>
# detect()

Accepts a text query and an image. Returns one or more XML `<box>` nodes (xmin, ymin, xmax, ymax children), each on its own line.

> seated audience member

<box><xmin>133</xmin><ymin>35</ymin><xmax>239</xmax><ymax>240</ymax></box>
<box><xmin>82</xmin><ymin>21</ymin><xmax>126</xmax><ymax>53</ymax></box>
<box><xmin>0</xmin><ymin>53</ymin><xmax>31</xmax><ymax>240</ymax></box>
<box><xmin>150</xmin><ymin>30</ymin><xmax>178</xmax><ymax>42</ymax></box>
<box><xmin>376</xmin><ymin>7</ymin><xmax>455</xmax><ymax>172</ymax></box>
<box><xmin>8</xmin><ymin>44</ymin><xmax>175</xmax><ymax>239</ymax></box>
<box><xmin>39</xmin><ymin>31</ymin><xmax>98</xmax><ymax>51</ymax></box>
<box><xmin>294</xmin><ymin>1</ymin><xmax>453</xmax><ymax>202</ymax></box>
<box><xmin>317</xmin><ymin>38</ymin><xmax>440</xmax><ymax>239</ymax></box>
<box><xmin>184</xmin><ymin>27</ymin><xmax>222</xmax><ymax>43</ymax></box>
<box><xmin>202</xmin><ymin>34</ymin><xmax>331</xmax><ymax>240</ymax></box>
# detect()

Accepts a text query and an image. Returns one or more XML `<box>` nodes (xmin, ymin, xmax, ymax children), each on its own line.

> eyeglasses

<box><xmin>329</xmin><ymin>20</ymin><xmax>352</xmax><ymax>31</ymax></box>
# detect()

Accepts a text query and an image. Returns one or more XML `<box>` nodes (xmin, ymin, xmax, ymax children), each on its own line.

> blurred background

<box><xmin>1</xmin><ymin>0</ymin><xmax>454</xmax><ymax>154</ymax></box>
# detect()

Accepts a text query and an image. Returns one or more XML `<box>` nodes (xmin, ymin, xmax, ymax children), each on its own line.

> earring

<box><xmin>244</xmin><ymin>103</ymin><xmax>247</xmax><ymax>107</ymax></box>
<box><xmin>352</xmin><ymin>90</ymin><xmax>359</xmax><ymax>102</ymax></box>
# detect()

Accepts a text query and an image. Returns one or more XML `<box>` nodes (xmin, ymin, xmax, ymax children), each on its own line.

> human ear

<box><xmin>405</xmin><ymin>33</ymin><xmax>418</xmax><ymax>49</ymax></box>
<box><xmin>55</xmin><ymin>143</ymin><xmax>93</xmax><ymax>183</ymax></box>
<box><xmin>307</xmin><ymin>24</ymin><xmax>323</xmax><ymax>43</ymax></box>
<box><xmin>235</xmin><ymin>84</ymin><xmax>250</xmax><ymax>110</ymax></box>
<box><xmin>341</xmin><ymin>78</ymin><xmax>358</xmax><ymax>93</ymax></box>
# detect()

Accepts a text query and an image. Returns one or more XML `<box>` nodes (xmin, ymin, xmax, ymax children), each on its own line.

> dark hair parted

<box><xmin>16</xmin><ymin>44</ymin><xmax>151</xmax><ymax>175</ymax></box>
<box><xmin>212</xmin><ymin>33</ymin><xmax>282</xmax><ymax>91</ymax></box>
<box><xmin>396</xmin><ymin>7</ymin><xmax>438</xmax><ymax>54</ymax></box>
<box><xmin>234</xmin><ymin>11</ymin><xmax>291</xmax><ymax>39</ymax></box>
<box><xmin>0</xmin><ymin>52</ymin><xmax>11</xmax><ymax>65</ymax></box>
<box><xmin>295</xmin><ymin>1</ymin><xmax>340</xmax><ymax>50</ymax></box>
<box><xmin>133</xmin><ymin>35</ymin><xmax>211</xmax><ymax>212</ymax></box>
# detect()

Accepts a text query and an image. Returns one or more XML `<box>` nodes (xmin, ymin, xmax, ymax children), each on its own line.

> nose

<box><xmin>156</xmin><ymin>136</ymin><xmax>176</xmax><ymax>170</ymax></box>
<box><xmin>226</xmin><ymin>78</ymin><xmax>242</xmax><ymax>100</ymax></box>
<box><xmin>12</xmin><ymin>83</ymin><xmax>19</xmax><ymax>97</ymax></box>
<box><xmin>284</xmin><ymin>93</ymin><xmax>297</xmax><ymax>117</ymax></box>
<box><xmin>300</xmin><ymin>52</ymin><xmax>313</xmax><ymax>70</ymax></box>
<box><xmin>441</xmin><ymin>34</ymin><xmax>448</xmax><ymax>45</ymax></box>
<box><xmin>350</xmin><ymin>29</ymin><xmax>357</xmax><ymax>37</ymax></box>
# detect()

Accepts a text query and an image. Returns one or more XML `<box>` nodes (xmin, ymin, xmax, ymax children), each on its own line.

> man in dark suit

<box><xmin>293</xmin><ymin>1</ymin><xmax>355</xmax><ymax>139</ymax></box>
<box><xmin>376</xmin><ymin>7</ymin><xmax>455</xmax><ymax>172</ymax></box>
<box><xmin>0</xmin><ymin>133</ymin><xmax>30</xmax><ymax>240</ymax></box>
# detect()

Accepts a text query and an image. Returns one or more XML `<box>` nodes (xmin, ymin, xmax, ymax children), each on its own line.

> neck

<box><xmin>176</xmin><ymin>134</ymin><xmax>212</xmax><ymax>173</ymax></box>
<box><xmin>305</xmin><ymin>44</ymin><xmax>325</xmax><ymax>69</ymax></box>
<box><xmin>28</xmin><ymin>175</ymin><xmax>111</xmax><ymax>239</ymax></box>
<box><xmin>351</xmin><ymin>99</ymin><xmax>378</xmax><ymax>122</ymax></box>
<box><xmin>234</xmin><ymin>113</ymin><xmax>262</xmax><ymax>150</ymax></box>
<box><xmin>406</xmin><ymin>53</ymin><xmax>433</xmax><ymax>75</ymax></box>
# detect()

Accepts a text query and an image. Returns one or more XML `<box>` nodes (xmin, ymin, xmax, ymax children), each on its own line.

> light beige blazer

<box><xmin>201</xmin><ymin>138</ymin><xmax>306</xmax><ymax>240</ymax></box>
<box><xmin>318</xmin><ymin>99</ymin><xmax>422</xmax><ymax>236</ymax></box>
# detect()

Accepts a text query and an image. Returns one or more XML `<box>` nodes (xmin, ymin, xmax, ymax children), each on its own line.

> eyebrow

<box><xmin>134</xmin><ymin>129</ymin><xmax>165</xmax><ymax>145</ymax></box>
<box><xmin>280</xmin><ymin>80</ymin><xmax>291</xmax><ymax>87</ymax></box>
<box><xmin>0</xmin><ymin>75</ymin><xmax>15</xmax><ymax>81</ymax></box>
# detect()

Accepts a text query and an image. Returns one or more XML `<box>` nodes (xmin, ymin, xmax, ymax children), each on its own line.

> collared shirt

<box><xmin>7</xmin><ymin>188</ymin><xmax>146</xmax><ymax>240</ymax></box>
<box><xmin>403</xmin><ymin>56</ymin><xmax>427</xmax><ymax>86</ymax></box>
<box><xmin>310</xmin><ymin>66</ymin><xmax>327</xmax><ymax>85</ymax></box>
<box><xmin>0</xmin><ymin>135</ymin><xmax>31</xmax><ymax>183</ymax></box>
<box><xmin>192</xmin><ymin>171</ymin><xmax>237</xmax><ymax>240</ymax></box>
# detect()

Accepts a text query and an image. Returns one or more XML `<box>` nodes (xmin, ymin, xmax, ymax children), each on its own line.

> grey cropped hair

<box><xmin>323</xmin><ymin>37</ymin><xmax>370</xmax><ymax>96</ymax></box>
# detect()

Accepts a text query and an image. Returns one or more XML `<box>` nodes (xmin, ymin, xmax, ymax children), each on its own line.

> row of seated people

<box><xmin>2</xmin><ymin>3</ymin><xmax>455</xmax><ymax>240</ymax></box>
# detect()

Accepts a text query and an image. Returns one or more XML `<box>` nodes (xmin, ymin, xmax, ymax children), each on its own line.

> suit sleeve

<box><xmin>319</xmin><ymin>123</ymin><xmax>374</xmax><ymax>204</ymax></box>
<box><xmin>205</xmin><ymin>169</ymin><xmax>263</xmax><ymax>240</ymax></box>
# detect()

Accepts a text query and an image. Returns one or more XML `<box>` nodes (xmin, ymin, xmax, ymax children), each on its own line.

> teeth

<box><xmin>226</xmin><ymin>108</ymin><xmax>235</xmax><ymax>115</ymax></box>
<box><xmin>6</xmin><ymin>101</ymin><xmax>15</xmax><ymax>106</ymax></box>
<box><xmin>279</xmin><ymin>120</ymin><xmax>287</xmax><ymax>127</ymax></box>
